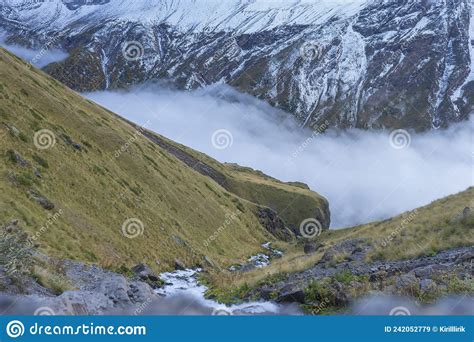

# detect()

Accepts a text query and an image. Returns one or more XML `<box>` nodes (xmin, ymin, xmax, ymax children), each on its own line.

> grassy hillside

<box><xmin>208</xmin><ymin>187</ymin><xmax>474</xmax><ymax>292</ymax></box>
<box><xmin>0</xmin><ymin>48</ymin><xmax>329</xmax><ymax>273</ymax></box>
<box><xmin>324</xmin><ymin>187</ymin><xmax>473</xmax><ymax>261</ymax></box>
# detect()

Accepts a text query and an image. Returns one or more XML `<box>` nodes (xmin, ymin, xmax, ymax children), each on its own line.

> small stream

<box><xmin>155</xmin><ymin>268</ymin><xmax>282</xmax><ymax>315</ymax></box>
<box><xmin>155</xmin><ymin>243</ymin><xmax>290</xmax><ymax>315</ymax></box>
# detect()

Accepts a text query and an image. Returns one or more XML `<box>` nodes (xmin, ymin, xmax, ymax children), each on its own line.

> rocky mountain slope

<box><xmin>1</xmin><ymin>0</ymin><xmax>473</xmax><ymax>130</ymax></box>
<box><xmin>207</xmin><ymin>187</ymin><xmax>474</xmax><ymax>312</ymax></box>
<box><xmin>0</xmin><ymin>47</ymin><xmax>329</xmax><ymax>279</ymax></box>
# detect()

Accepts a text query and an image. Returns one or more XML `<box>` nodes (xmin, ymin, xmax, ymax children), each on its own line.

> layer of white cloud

<box><xmin>0</xmin><ymin>33</ymin><xmax>68</xmax><ymax>68</ymax></box>
<box><xmin>86</xmin><ymin>84</ymin><xmax>473</xmax><ymax>228</ymax></box>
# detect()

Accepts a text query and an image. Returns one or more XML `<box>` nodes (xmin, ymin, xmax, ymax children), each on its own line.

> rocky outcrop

<box><xmin>131</xmin><ymin>263</ymin><xmax>163</xmax><ymax>288</ymax></box>
<box><xmin>137</xmin><ymin>128</ymin><xmax>228</xmax><ymax>188</ymax></box>
<box><xmin>130</xmin><ymin>122</ymin><xmax>330</xmax><ymax>242</ymax></box>
<box><xmin>1</xmin><ymin>0</ymin><xmax>472</xmax><ymax>130</ymax></box>
<box><xmin>1</xmin><ymin>258</ymin><xmax>161</xmax><ymax>315</ymax></box>
<box><xmin>174</xmin><ymin>259</ymin><xmax>186</xmax><ymax>271</ymax></box>
<box><xmin>257</xmin><ymin>207</ymin><xmax>294</xmax><ymax>242</ymax></box>
<box><xmin>249</xmin><ymin>239</ymin><xmax>474</xmax><ymax>309</ymax></box>
<box><xmin>0</xmin><ymin>220</ymin><xmax>160</xmax><ymax>315</ymax></box>
<box><xmin>27</xmin><ymin>189</ymin><xmax>54</xmax><ymax>210</ymax></box>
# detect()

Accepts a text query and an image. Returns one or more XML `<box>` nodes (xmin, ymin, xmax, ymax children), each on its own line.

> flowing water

<box><xmin>155</xmin><ymin>268</ymin><xmax>283</xmax><ymax>315</ymax></box>
<box><xmin>154</xmin><ymin>243</ymin><xmax>297</xmax><ymax>315</ymax></box>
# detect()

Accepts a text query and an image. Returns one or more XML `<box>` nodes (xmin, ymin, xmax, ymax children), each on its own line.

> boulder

<box><xmin>127</xmin><ymin>281</ymin><xmax>155</xmax><ymax>303</ymax></box>
<box><xmin>462</xmin><ymin>207</ymin><xmax>472</xmax><ymax>218</ymax></box>
<box><xmin>455</xmin><ymin>251</ymin><xmax>474</xmax><ymax>264</ymax></box>
<box><xmin>99</xmin><ymin>274</ymin><xmax>131</xmax><ymax>308</ymax></box>
<box><xmin>331</xmin><ymin>281</ymin><xmax>349</xmax><ymax>306</ymax></box>
<box><xmin>172</xmin><ymin>235</ymin><xmax>187</xmax><ymax>246</ymax></box>
<box><xmin>320</xmin><ymin>238</ymin><xmax>371</xmax><ymax>264</ymax></box>
<box><xmin>55</xmin><ymin>291</ymin><xmax>109</xmax><ymax>315</ymax></box>
<box><xmin>34</xmin><ymin>168</ymin><xmax>42</xmax><ymax>178</ymax></box>
<box><xmin>174</xmin><ymin>259</ymin><xmax>186</xmax><ymax>270</ymax></box>
<box><xmin>276</xmin><ymin>285</ymin><xmax>305</xmax><ymax>303</ymax></box>
<box><xmin>8</xmin><ymin>125</ymin><xmax>20</xmax><ymax>137</ymax></box>
<box><xmin>395</xmin><ymin>272</ymin><xmax>418</xmax><ymax>290</ymax></box>
<box><xmin>413</xmin><ymin>264</ymin><xmax>449</xmax><ymax>278</ymax></box>
<box><xmin>131</xmin><ymin>263</ymin><xmax>159</xmax><ymax>282</ymax></box>
<box><xmin>27</xmin><ymin>190</ymin><xmax>54</xmax><ymax>210</ymax></box>
<box><xmin>255</xmin><ymin>287</ymin><xmax>275</xmax><ymax>301</ymax></box>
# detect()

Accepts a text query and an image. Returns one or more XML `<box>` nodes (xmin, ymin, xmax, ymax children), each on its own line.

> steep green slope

<box><xmin>0</xmin><ymin>48</ymin><xmax>329</xmax><ymax>272</ymax></box>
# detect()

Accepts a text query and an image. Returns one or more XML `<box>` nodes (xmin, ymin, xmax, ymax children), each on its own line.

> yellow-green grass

<box><xmin>223</xmin><ymin>163</ymin><xmax>329</xmax><ymax>229</ymax></box>
<box><xmin>0</xmin><ymin>48</ymin><xmax>327</xmax><ymax>274</ymax></box>
<box><xmin>322</xmin><ymin>187</ymin><xmax>474</xmax><ymax>261</ymax></box>
<box><xmin>207</xmin><ymin>187</ymin><xmax>474</xmax><ymax>292</ymax></box>
<box><xmin>142</xmin><ymin>136</ymin><xmax>330</xmax><ymax>230</ymax></box>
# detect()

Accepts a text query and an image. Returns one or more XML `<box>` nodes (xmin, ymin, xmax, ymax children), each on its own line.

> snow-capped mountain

<box><xmin>1</xmin><ymin>0</ymin><xmax>472</xmax><ymax>130</ymax></box>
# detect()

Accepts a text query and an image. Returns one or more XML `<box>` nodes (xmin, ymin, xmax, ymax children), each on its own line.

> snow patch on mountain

<box><xmin>1</xmin><ymin>0</ymin><xmax>368</xmax><ymax>33</ymax></box>
<box><xmin>1</xmin><ymin>0</ymin><xmax>471</xmax><ymax>130</ymax></box>
<box><xmin>452</xmin><ymin>0</ymin><xmax>474</xmax><ymax>101</ymax></box>
<box><xmin>465</xmin><ymin>1</ymin><xmax>474</xmax><ymax>84</ymax></box>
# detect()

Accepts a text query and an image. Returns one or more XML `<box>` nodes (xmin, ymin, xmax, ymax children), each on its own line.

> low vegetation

<box><xmin>204</xmin><ymin>188</ymin><xmax>474</xmax><ymax>299</ymax></box>
<box><xmin>0</xmin><ymin>47</ymin><xmax>328</xmax><ymax>276</ymax></box>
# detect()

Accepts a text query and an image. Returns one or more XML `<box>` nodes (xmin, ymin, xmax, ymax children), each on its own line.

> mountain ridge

<box><xmin>1</xmin><ymin>0</ymin><xmax>473</xmax><ymax>130</ymax></box>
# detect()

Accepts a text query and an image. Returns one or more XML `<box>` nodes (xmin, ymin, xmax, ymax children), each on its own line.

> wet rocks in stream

<box><xmin>229</xmin><ymin>242</ymin><xmax>283</xmax><ymax>272</ymax></box>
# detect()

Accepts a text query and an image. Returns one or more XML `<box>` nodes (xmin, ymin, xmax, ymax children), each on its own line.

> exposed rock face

<box><xmin>0</xmin><ymin>258</ymin><xmax>160</xmax><ymax>315</ymax></box>
<box><xmin>131</xmin><ymin>263</ymin><xmax>161</xmax><ymax>286</ymax></box>
<box><xmin>8</xmin><ymin>150</ymin><xmax>29</xmax><ymax>167</ymax></box>
<box><xmin>257</xmin><ymin>207</ymin><xmax>294</xmax><ymax>242</ymax></box>
<box><xmin>1</xmin><ymin>0</ymin><xmax>472</xmax><ymax>130</ymax></box>
<box><xmin>137</xmin><ymin>128</ymin><xmax>228</xmax><ymax>187</ymax></box>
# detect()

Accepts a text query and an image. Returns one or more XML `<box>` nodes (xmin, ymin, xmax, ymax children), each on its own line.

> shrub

<box><xmin>0</xmin><ymin>227</ymin><xmax>32</xmax><ymax>281</ymax></box>
<box><xmin>32</xmin><ymin>154</ymin><xmax>49</xmax><ymax>168</ymax></box>
<box><xmin>33</xmin><ymin>266</ymin><xmax>72</xmax><ymax>295</ymax></box>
